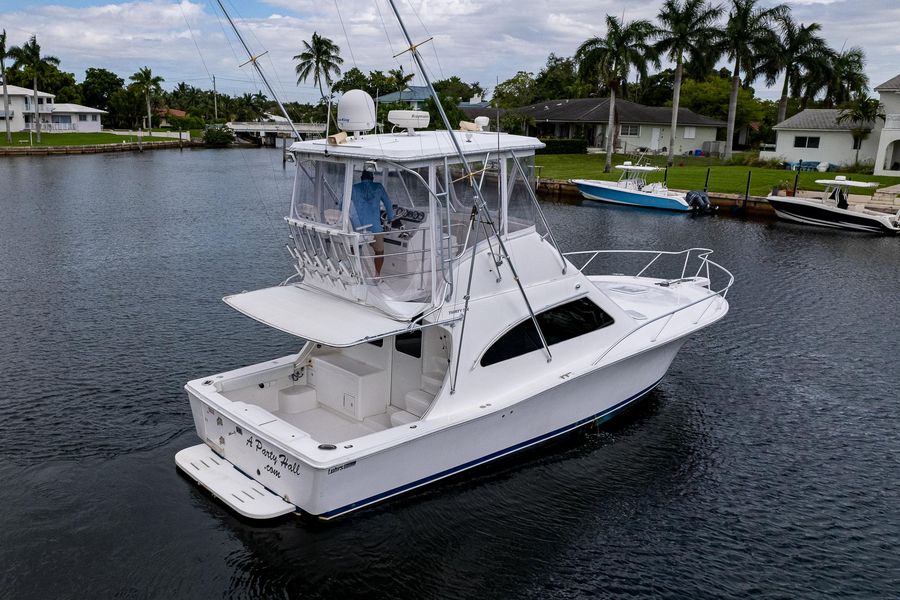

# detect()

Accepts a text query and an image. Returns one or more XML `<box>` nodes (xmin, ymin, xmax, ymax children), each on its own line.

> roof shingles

<box><xmin>773</xmin><ymin>109</ymin><xmax>871</xmax><ymax>131</ymax></box>
<box><xmin>513</xmin><ymin>97</ymin><xmax>725</xmax><ymax>127</ymax></box>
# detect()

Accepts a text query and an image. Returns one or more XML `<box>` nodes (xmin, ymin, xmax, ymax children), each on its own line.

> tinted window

<box><xmin>395</xmin><ymin>331</ymin><xmax>422</xmax><ymax>358</ymax></box>
<box><xmin>481</xmin><ymin>298</ymin><xmax>614</xmax><ymax>367</ymax></box>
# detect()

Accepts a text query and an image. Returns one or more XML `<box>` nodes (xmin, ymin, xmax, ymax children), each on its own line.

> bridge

<box><xmin>227</xmin><ymin>121</ymin><xmax>327</xmax><ymax>145</ymax></box>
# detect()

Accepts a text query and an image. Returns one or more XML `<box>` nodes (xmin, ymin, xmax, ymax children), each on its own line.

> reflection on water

<box><xmin>1</xmin><ymin>150</ymin><xmax>898</xmax><ymax>598</ymax></box>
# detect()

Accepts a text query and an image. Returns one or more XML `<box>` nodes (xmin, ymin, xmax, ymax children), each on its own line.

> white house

<box><xmin>872</xmin><ymin>74</ymin><xmax>900</xmax><ymax>176</ymax></box>
<box><xmin>0</xmin><ymin>84</ymin><xmax>106</xmax><ymax>133</ymax></box>
<box><xmin>760</xmin><ymin>73</ymin><xmax>900</xmax><ymax>175</ymax></box>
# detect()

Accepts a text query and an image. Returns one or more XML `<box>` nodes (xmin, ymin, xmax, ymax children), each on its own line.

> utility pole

<box><xmin>213</xmin><ymin>75</ymin><xmax>218</xmax><ymax>122</ymax></box>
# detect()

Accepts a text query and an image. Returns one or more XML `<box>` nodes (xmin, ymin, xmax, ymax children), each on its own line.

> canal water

<box><xmin>1</xmin><ymin>149</ymin><xmax>898</xmax><ymax>598</ymax></box>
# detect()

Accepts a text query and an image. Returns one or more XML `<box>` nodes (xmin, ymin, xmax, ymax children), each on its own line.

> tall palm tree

<box><xmin>576</xmin><ymin>15</ymin><xmax>659</xmax><ymax>172</ymax></box>
<box><xmin>720</xmin><ymin>0</ymin><xmax>787</xmax><ymax>159</ymax></box>
<box><xmin>293</xmin><ymin>32</ymin><xmax>343</xmax><ymax>130</ymax></box>
<box><xmin>129</xmin><ymin>67</ymin><xmax>164</xmax><ymax>135</ymax></box>
<box><xmin>794</xmin><ymin>46</ymin><xmax>867</xmax><ymax>110</ymax></box>
<box><xmin>0</xmin><ymin>30</ymin><xmax>12</xmax><ymax>144</ymax></box>
<box><xmin>772</xmin><ymin>16</ymin><xmax>828</xmax><ymax>123</ymax></box>
<box><xmin>836</xmin><ymin>93</ymin><xmax>885</xmax><ymax>165</ymax></box>
<box><xmin>8</xmin><ymin>35</ymin><xmax>60</xmax><ymax>143</ymax></box>
<box><xmin>655</xmin><ymin>0</ymin><xmax>723</xmax><ymax>166</ymax></box>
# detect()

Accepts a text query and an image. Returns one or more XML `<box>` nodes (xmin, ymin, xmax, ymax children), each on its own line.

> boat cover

<box><xmin>223</xmin><ymin>284</ymin><xmax>415</xmax><ymax>346</ymax></box>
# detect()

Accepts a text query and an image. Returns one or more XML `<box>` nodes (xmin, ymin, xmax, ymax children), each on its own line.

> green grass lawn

<box><xmin>0</xmin><ymin>131</ymin><xmax>182</xmax><ymax>147</ymax></box>
<box><xmin>536</xmin><ymin>153</ymin><xmax>900</xmax><ymax>196</ymax></box>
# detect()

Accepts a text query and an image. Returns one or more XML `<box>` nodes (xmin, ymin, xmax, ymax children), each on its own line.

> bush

<box><xmin>537</xmin><ymin>138</ymin><xmax>588</xmax><ymax>154</ymax></box>
<box><xmin>839</xmin><ymin>161</ymin><xmax>875</xmax><ymax>174</ymax></box>
<box><xmin>203</xmin><ymin>125</ymin><xmax>235</xmax><ymax>146</ymax></box>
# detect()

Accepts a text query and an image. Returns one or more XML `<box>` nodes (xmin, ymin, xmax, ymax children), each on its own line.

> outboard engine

<box><xmin>686</xmin><ymin>190</ymin><xmax>717</xmax><ymax>214</ymax></box>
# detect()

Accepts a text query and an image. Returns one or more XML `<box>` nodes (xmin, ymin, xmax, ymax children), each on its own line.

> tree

<box><xmin>802</xmin><ymin>47</ymin><xmax>868</xmax><ymax>109</ymax></box>
<box><xmin>293</xmin><ymin>32</ymin><xmax>343</xmax><ymax>130</ymax></box>
<box><xmin>533</xmin><ymin>54</ymin><xmax>587</xmax><ymax>102</ymax></box>
<box><xmin>434</xmin><ymin>76</ymin><xmax>484</xmax><ymax>103</ymax></box>
<box><xmin>0</xmin><ymin>29</ymin><xmax>11</xmax><ymax>144</ymax></box>
<box><xmin>629</xmin><ymin>69</ymin><xmax>674</xmax><ymax>106</ymax></box>
<box><xmin>679</xmin><ymin>74</ymin><xmax>764</xmax><ymax>131</ymax></box>
<box><xmin>576</xmin><ymin>15</ymin><xmax>659</xmax><ymax>172</ymax></box>
<box><xmin>8</xmin><ymin>35</ymin><xmax>60</xmax><ymax>143</ymax></box>
<box><xmin>423</xmin><ymin>94</ymin><xmax>466</xmax><ymax>131</ymax></box>
<box><xmin>108</xmin><ymin>85</ymin><xmax>144</xmax><ymax>128</ymax></box>
<box><xmin>655</xmin><ymin>0</ymin><xmax>723</xmax><ymax>165</ymax></box>
<box><xmin>836</xmin><ymin>93</ymin><xmax>885</xmax><ymax>164</ymax></box>
<box><xmin>492</xmin><ymin>71</ymin><xmax>536</xmax><ymax>108</ymax></box>
<box><xmin>721</xmin><ymin>0</ymin><xmax>786</xmax><ymax>159</ymax></box>
<box><xmin>82</xmin><ymin>67</ymin><xmax>124</xmax><ymax>111</ymax></box>
<box><xmin>129</xmin><ymin>66</ymin><xmax>164</xmax><ymax>135</ymax></box>
<box><xmin>771</xmin><ymin>15</ymin><xmax>828</xmax><ymax>123</ymax></box>
<box><xmin>331</xmin><ymin>67</ymin><xmax>369</xmax><ymax>95</ymax></box>
<box><xmin>388</xmin><ymin>65</ymin><xmax>415</xmax><ymax>94</ymax></box>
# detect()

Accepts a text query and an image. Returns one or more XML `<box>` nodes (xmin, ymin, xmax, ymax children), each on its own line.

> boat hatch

<box><xmin>175</xmin><ymin>444</ymin><xmax>296</xmax><ymax>519</ymax></box>
<box><xmin>224</xmin><ymin>284</ymin><xmax>426</xmax><ymax>347</ymax></box>
<box><xmin>609</xmin><ymin>285</ymin><xmax>648</xmax><ymax>295</ymax></box>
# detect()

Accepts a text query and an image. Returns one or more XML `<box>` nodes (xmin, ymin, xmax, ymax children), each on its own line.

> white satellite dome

<box><xmin>388</xmin><ymin>110</ymin><xmax>430</xmax><ymax>134</ymax></box>
<box><xmin>336</xmin><ymin>89</ymin><xmax>376</xmax><ymax>136</ymax></box>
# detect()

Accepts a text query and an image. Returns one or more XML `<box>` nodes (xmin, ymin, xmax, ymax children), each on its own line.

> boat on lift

<box><xmin>175</xmin><ymin>2</ymin><xmax>734</xmax><ymax>520</ymax></box>
<box><xmin>765</xmin><ymin>176</ymin><xmax>900</xmax><ymax>234</ymax></box>
<box><xmin>572</xmin><ymin>162</ymin><xmax>699</xmax><ymax>212</ymax></box>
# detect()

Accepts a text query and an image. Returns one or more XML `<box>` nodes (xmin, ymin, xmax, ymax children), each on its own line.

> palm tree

<box><xmin>388</xmin><ymin>65</ymin><xmax>415</xmax><ymax>101</ymax></box>
<box><xmin>293</xmin><ymin>32</ymin><xmax>343</xmax><ymax>130</ymax></box>
<box><xmin>0</xmin><ymin>30</ymin><xmax>12</xmax><ymax>144</ymax></box>
<box><xmin>129</xmin><ymin>67</ymin><xmax>164</xmax><ymax>135</ymax></box>
<box><xmin>720</xmin><ymin>0</ymin><xmax>787</xmax><ymax>159</ymax></box>
<box><xmin>836</xmin><ymin>93</ymin><xmax>885</xmax><ymax>165</ymax></box>
<box><xmin>576</xmin><ymin>15</ymin><xmax>659</xmax><ymax>172</ymax></box>
<box><xmin>8</xmin><ymin>35</ymin><xmax>60</xmax><ymax>143</ymax></box>
<box><xmin>655</xmin><ymin>0</ymin><xmax>723</xmax><ymax>166</ymax></box>
<box><xmin>772</xmin><ymin>16</ymin><xmax>829</xmax><ymax>123</ymax></box>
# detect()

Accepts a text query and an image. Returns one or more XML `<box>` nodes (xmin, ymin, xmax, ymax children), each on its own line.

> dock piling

<box><xmin>704</xmin><ymin>167</ymin><xmax>710</xmax><ymax>192</ymax></box>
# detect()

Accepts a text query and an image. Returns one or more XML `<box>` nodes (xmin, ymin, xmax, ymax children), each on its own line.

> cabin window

<box><xmin>683</xmin><ymin>126</ymin><xmax>696</xmax><ymax>139</ymax></box>
<box><xmin>79</xmin><ymin>115</ymin><xmax>87</xmax><ymax>122</ymax></box>
<box><xmin>620</xmin><ymin>124</ymin><xmax>640</xmax><ymax>137</ymax></box>
<box><xmin>395</xmin><ymin>330</ymin><xmax>422</xmax><ymax>358</ymax></box>
<box><xmin>506</xmin><ymin>155</ymin><xmax>537</xmax><ymax>234</ymax></box>
<box><xmin>793</xmin><ymin>136</ymin><xmax>820</xmax><ymax>149</ymax></box>
<box><xmin>91</xmin><ymin>115</ymin><xmax>98</xmax><ymax>122</ymax></box>
<box><xmin>852</xmin><ymin>138</ymin><xmax>861</xmax><ymax>150</ymax></box>
<box><xmin>292</xmin><ymin>158</ymin><xmax>347</xmax><ymax>223</ymax></box>
<box><xmin>480</xmin><ymin>298</ymin><xmax>615</xmax><ymax>367</ymax></box>
<box><xmin>367</xmin><ymin>339</ymin><xmax>384</xmax><ymax>347</ymax></box>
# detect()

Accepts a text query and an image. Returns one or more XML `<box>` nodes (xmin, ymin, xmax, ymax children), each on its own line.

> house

<box><xmin>0</xmin><ymin>84</ymin><xmax>106</xmax><ymax>132</ymax></box>
<box><xmin>759</xmin><ymin>109</ymin><xmax>878</xmax><ymax>167</ymax></box>
<box><xmin>0</xmin><ymin>84</ymin><xmax>56</xmax><ymax>132</ymax></box>
<box><xmin>873</xmin><ymin>75</ymin><xmax>900</xmax><ymax>176</ymax></box>
<box><xmin>512</xmin><ymin>97</ymin><xmax>725</xmax><ymax>155</ymax></box>
<box><xmin>376</xmin><ymin>86</ymin><xmax>431</xmax><ymax>110</ymax></box>
<box><xmin>157</xmin><ymin>108</ymin><xmax>187</xmax><ymax>128</ymax></box>
<box><xmin>760</xmin><ymin>73</ymin><xmax>900</xmax><ymax>175</ymax></box>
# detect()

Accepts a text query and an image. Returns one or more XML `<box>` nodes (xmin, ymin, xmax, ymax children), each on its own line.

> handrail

<box><xmin>562</xmin><ymin>248</ymin><xmax>734</xmax><ymax>368</ymax></box>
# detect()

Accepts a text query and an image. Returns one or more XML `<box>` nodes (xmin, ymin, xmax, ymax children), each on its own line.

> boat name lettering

<box><xmin>328</xmin><ymin>461</ymin><xmax>356</xmax><ymax>475</ymax></box>
<box><xmin>245</xmin><ymin>435</ymin><xmax>302</xmax><ymax>477</ymax></box>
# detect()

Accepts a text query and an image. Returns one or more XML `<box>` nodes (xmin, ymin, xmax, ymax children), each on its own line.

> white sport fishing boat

<box><xmin>175</xmin><ymin>2</ymin><xmax>734</xmax><ymax>520</ymax></box>
<box><xmin>766</xmin><ymin>176</ymin><xmax>900</xmax><ymax>234</ymax></box>
<box><xmin>572</xmin><ymin>162</ymin><xmax>698</xmax><ymax>212</ymax></box>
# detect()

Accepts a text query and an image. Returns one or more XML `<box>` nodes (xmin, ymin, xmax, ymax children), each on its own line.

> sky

<box><xmin>0</xmin><ymin>0</ymin><xmax>897</xmax><ymax>105</ymax></box>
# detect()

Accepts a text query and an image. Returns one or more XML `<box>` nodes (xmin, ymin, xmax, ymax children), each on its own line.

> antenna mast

<box><xmin>214</xmin><ymin>0</ymin><xmax>301</xmax><ymax>139</ymax></box>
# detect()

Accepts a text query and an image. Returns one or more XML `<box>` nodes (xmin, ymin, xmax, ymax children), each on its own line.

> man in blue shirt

<box><xmin>349</xmin><ymin>170</ymin><xmax>394</xmax><ymax>276</ymax></box>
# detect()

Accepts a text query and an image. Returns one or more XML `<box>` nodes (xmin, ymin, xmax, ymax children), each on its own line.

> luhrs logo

<box><xmin>246</xmin><ymin>435</ymin><xmax>302</xmax><ymax>478</ymax></box>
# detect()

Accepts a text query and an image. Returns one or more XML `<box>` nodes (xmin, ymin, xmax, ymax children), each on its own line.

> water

<box><xmin>1</xmin><ymin>149</ymin><xmax>898</xmax><ymax>598</ymax></box>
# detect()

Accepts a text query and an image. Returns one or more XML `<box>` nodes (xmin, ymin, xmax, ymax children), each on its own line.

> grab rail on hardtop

<box><xmin>563</xmin><ymin>248</ymin><xmax>734</xmax><ymax>367</ymax></box>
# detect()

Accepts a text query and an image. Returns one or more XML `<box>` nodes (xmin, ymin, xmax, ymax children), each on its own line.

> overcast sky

<box><xmin>1</xmin><ymin>0</ymin><xmax>897</xmax><ymax>104</ymax></box>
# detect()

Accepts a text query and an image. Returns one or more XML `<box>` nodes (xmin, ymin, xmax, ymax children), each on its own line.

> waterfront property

<box><xmin>512</xmin><ymin>97</ymin><xmax>725</xmax><ymax>156</ymax></box>
<box><xmin>375</xmin><ymin>85</ymin><xmax>431</xmax><ymax>109</ymax></box>
<box><xmin>761</xmin><ymin>73</ymin><xmax>900</xmax><ymax>176</ymax></box>
<box><xmin>0</xmin><ymin>84</ymin><xmax>106</xmax><ymax>133</ymax></box>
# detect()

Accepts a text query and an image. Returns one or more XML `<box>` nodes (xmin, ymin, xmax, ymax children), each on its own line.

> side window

<box><xmin>395</xmin><ymin>330</ymin><xmax>422</xmax><ymax>358</ymax></box>
<box><xmin>481</xmin><ymin>298</ymin><xmax>614</xmax><ymax>367</ymax></box>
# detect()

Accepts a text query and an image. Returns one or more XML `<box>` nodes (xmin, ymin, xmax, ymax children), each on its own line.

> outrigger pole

<box><xmin>214</xmin><ymin>0</ymin><xmax>301</xmax><ymax>140</ymax></box>
<box><xmin>384</xmin><ymin>0</ymin><xmax>554</xmax><ymax>380</ymax></box>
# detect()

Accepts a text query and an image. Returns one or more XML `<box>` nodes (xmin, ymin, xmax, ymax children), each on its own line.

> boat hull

<box><xmin>767</xmin><ymin>196</ymin><xmax>900</xmax><ymax>234</ymax></box>
<box><xmin>572</xmin><ymin>179</ymin><xmax>691</xmax><ymax>212</ymax></box>
<box><xmin>182</xmin><ymin>338</ymin><xmax>685</xmax><ymax>519</ymax></box>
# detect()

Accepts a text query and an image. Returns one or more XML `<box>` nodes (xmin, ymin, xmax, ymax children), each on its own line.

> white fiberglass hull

<box><xmin>572</xmin><ymin>179</ymin><xmax>691</xmax><ymax>212</ymax></box>
<box><xmin>181</xmin><ymin>339</ymin><xmax>684</xmax><ymax>519</ymax></box>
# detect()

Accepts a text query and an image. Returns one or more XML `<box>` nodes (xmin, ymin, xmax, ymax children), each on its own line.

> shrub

<box><xmin>839</xmin><ymin>161</ymin><xmax>875</xmax><ymax>174</ymax></box>
<box><xmin>203</xmin><ymin>125</ymin><xmax>235</xmax><ymax>146</ymax></box>
<box><xmin>538</xmin><ymin>138</ymin><xmax>588</xmax><ymax>154</ymax></box>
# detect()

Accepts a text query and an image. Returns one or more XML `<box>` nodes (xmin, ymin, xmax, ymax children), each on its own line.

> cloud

<box><xmin>1</xmin><ymin>0</ymin><xmax>897</xmax><ymax>105</ymax></box>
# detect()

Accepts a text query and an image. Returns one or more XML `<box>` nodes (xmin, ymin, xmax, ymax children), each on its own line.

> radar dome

<box><xmin>337</xmin><ymin>90</ymin><xmax>376</xmax><ymax>135</ymax></box>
